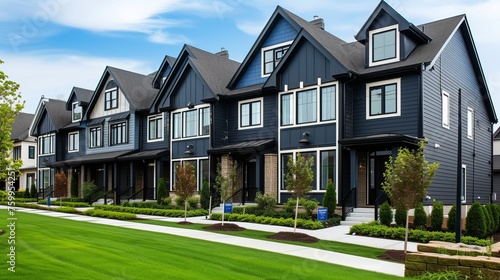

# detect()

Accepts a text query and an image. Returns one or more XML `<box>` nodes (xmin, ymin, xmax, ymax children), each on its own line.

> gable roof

<box><xmin>152</xmin><ymin>55</ymin><xmax>176</xmax><ymax>89</ymax></box>
<box><xmin>85</xmin><ymin>66</ymin><xmax>158</xmax><ymax>118</ymax></box>
<box><xmin>11</xmin><ymin>112</ymin><xmax>34</xmax><ymax>141</ymax></box>
<box><xmin>153</xmin><ymin>44</ymin><xmax>240</xmax><ymax>111</ymax></box>
<box><xmin>30</xmin><ymin>98</ymin><xmax>72</xmax><ymax>136</ymax></box>
<box><xmin>65</xmin><ymin>86</ymin><xmax>93</xmax><ymax>110</ymax></box>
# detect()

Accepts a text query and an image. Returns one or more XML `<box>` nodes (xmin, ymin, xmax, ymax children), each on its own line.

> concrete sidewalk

<box><xmin>3</xmin><ymin>206</ymin><xmax>407</xmax><ymax>277</ymax></box>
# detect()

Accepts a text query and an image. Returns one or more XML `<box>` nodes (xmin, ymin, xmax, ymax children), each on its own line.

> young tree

<box><xmin>285</xmin><ymin>153</ymin><xmax>313</xmax><ymax>233</ymax></box>
<box><xmin>174</xmin><ymin>163</ymin><xmax>196</xmax><ymax>222</ymax></box>
<box><xmin>215</xmin><ymin>159</ymin><xmax>238</xmax><ymax>226</ymax></box>
<box><xmin>0</xmin><ymin>60</ymin><xmax>25</xmax><ymax>182</ymax></box>
<box><xmin>54</xmin><ymin>171</ymin><xmax>68</xmax><ymax>197</ymax></box>
<box><xmin>382</xmin><ymin>140</ymin><xmax>439</xmax><ymax>254</ymax></box>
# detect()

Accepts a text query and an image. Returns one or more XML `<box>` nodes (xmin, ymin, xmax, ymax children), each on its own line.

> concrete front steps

<box><xmin>341</xmin><ymin>208</ymin><xmax>375</xmax><ymax>226</ymax></box>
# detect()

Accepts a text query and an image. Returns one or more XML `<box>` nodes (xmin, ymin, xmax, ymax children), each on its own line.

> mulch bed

<box><xmin>203</xmin><ymin>223</ymin><xmax>246</xmax><ymax>231</ymax></box>
<box><xmin>177</xmin><ymin>221</ymin><xmax>192</xmax><ymax>225</ymax></box>
<box><xmin>0</xmin><ymin>230</ymin><xmax>5</xmax><ymax>236</ymax></box>
<box><xmin>378</xmin><ymin>250</ymin><xmax>406</xmax><ymax>263</ymax></box>
<box><xmin>267</xmin><ymin>232</ymin><xmax>320</xmax><ymax>243</ymax></box>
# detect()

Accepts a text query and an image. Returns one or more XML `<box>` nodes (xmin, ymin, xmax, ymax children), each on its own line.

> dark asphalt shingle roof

<box><xmin>45</xmin><ymin>99</ymin><xmax>72</xmax><ymax>130</ymax></box>
<box><xmin>11</xmin><ymin>112</ymin><xmax>34</xmax><ymax>141</ymax></box>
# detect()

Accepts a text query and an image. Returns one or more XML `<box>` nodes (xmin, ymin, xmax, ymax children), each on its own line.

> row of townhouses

<box><xmin>7</xmin><ymin>1</ymin><xmax>498</xmax><ymax>219</ymax></box>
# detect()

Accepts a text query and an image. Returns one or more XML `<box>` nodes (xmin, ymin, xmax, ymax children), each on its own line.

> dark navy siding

<box><xmin>280</xmin><ymin>123</ymin><xmax>336</xmax><ymax>150</ymax></box>
<box><xmin>423</xmin><ymin>28</ymin><xmax>492</xmax><ymax>205</ymax></box>
<box><xmin>279</xmin><ymin>40</ymin><xmax>336</xmax><ymax>90</ymax></box>
<box><xmin>236</xmin><ymin>17</ymin><xmax>298</xmax><ymax>88</ymax></box>
<box><xmin>352</xmin><ymin>74</ymin><xmax>419</xmax><ymax>138</ymax></box>
<box><xmin>171</xmin><ymin>138</ymin><xmax>209</xmax><ymax>159</ymax></box>
<box><xmin>142</xmin><ymin>112</ymin><xmax>169</xmax><ymax>151</ymax></box>
<box><xmin>37</xmin><ymin>112</ymin><xmax>56</xmax><ymax>134</ymax></box>
<box><xmin>212</xmin><ymin>102</ymin><xmax>228</xmax><ymax>148</ymax></box>
<box><xmin>171</xmin><ymin>66</ymin><xmax>213</xmax><ymax>109</ymax></box>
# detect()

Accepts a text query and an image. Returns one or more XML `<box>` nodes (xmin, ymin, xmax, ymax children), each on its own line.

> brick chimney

<box><xmin>215</xmin><ymin>48</ymin><xmax>229</xmax><ymax>59</ymax></box>
<box><xmin>310</xmin><ymin>15</ymin><xmax>324</xmax><ymax>30</ymax></box>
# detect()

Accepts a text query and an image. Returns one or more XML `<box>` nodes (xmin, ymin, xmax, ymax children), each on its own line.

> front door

<box><xmin>368</xmin><ymin>151</ymin><xmax>390</xmax><ymax>205</ymax></box>
<box><xmin>145</xmin><ymin>161</ymin><xmax>155</xmax><ymax>200</ymax></box>
<box><xmin>245</xmin><ymin>161</ymin><xmax>257</xmax><ymax>202</ymax></box>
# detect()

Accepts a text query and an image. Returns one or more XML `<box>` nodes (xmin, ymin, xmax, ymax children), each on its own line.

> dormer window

<box><xmin>369</xmin><ymin>24</ymin><xmax>399</xmax><ymax>67</ymax></box>
<box><xmin>105</xmin><ymin>80</ymin><xmax>118</xmax><ymax>110</ymax></box>
<box><xmin>72</xmin><ymin>102</ymin><xmax>82</xmax><ymax>122</ymax></box>
<box><xmin>261</xmin><ymin>41</ymin><xmax>292</xmax><ymax>77</ymax></box>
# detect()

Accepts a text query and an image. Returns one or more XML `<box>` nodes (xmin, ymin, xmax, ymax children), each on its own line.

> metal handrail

<box><xmin>342</xmin><ymin>187</ymin><xmax>357</xmax><ymax>221</ymax></box>
<box><xmin>102</xmin><ymin>188</ymin><xmax>116</xmax><ymax>205</ymax></box>
<box><xmin>128</xmin><ymin>188</ymin><xmax>144</xmax><ymax>201</ymax></box>
<box><xmin>227</xmin><ymin>187</ymin><xmax>244</xmax><ymax>205</ymax></box>
<box><xmin>86</xmin><ymin>188</ymin><xmax>104</xmax><ymax>205</ymax></box>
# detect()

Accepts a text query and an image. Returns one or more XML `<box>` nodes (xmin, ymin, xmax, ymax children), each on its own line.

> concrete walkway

<box><xmin>4</xmin><ymin>206</ymin><xmax>410</xmax><ymax>277</ymax></box>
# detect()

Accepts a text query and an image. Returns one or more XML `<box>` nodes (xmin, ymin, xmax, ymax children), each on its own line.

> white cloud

<box><xmin>0</xmin><ymin>51</ymin><xmax>152</xmax><ymax>114</ymax></box>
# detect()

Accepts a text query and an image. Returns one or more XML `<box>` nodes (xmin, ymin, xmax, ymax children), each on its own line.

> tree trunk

<box><xmin>222</xmin><ymin>199</ymin><xmax>225</xmax><ymax>226</ymax></box>
<box><xmin>404</xmin><ymin>209</ymin><xmax>409</xmax><ymax>255</ymax></box>
<box><xmin>184</xmin><ymin>199</ymin><xmax>187</xmax><ymax>222</ymax></box>
<box><xmin>294</xmin><ymin>197</ymin><xmax>299</xmax><ymax>233</ymax></box>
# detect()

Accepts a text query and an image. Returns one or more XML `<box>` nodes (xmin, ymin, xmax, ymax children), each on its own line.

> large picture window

<box><xmin>369</xmin><ymin>24</ymin><xmax>399</xmax><ymax>66</ymax></box>
<box><xmin>320</xmin><ymin>151</ymin><xmax>336</xmax><ymax>190</ymax></box>
<box><xmin>239</xmin><ymin>98</ymin><xmax>262</xmax><ymax>129</ymax></box>
<box><xmin>172</xmin><ymin>159</ymin><xmax>207</xmax><ymax>191</ymax></box>
<box><xmin>148</xmin><ymin>114</ymin><xmax>163</xmax><ymax>141</ymax></box>
<box><xmin>39</xmin><ymin>133</ymin><xmax>55</xmax><ymax>155</ymax></box>
<box><xmin>280</xmin><ymin>84</ymin><xmax>336</xmax><ymax>127</ymax></box>
<box><xmin>89</xmin><ymin>126</ymin><xmax>102</xmax><ymax>148</ymax></box>
<box><xmin>366</xmin><ymin>78</ymin><xmax>401</xmax><ymax>119</ymax></box>
<box><xmin>172</xmin><ymin>106</ymin><xmax>210</xmax><ymax>140</ymax></box>
<box><xmin>110</xmin><ymin>122</ymin><xmax>127</xmax><ymax>145</ymax></box>
<box><xmin>68</xmin><ymin>132</ymin><xmax>79</xmax><ymax>152</ymax></box>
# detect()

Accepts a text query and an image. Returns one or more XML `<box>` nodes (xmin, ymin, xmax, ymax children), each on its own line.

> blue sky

<box><xmin>0</xmin><ymin>0</ymin><xmax>499</xmax><ymax>121</ymax></box>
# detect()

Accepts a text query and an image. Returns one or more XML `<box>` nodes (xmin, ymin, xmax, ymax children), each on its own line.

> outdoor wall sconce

<box><xmin>41</xmin><ymin>159</ymin><xmax>48</xmax><ymax>165</ymax></box>
<box><xmin>185</xmin><ymin>144</ymin><xmax>194</xmax><ymax>155</ymax></box>
<box><xmin>187</xmin><ymin>101</ymin><xmax>194</xmax><ymax>109</ymax></box>
<box><xmin>299</xmin><ymin>131</ymin><xmax>310</xmax><ymax>144</ymax></box>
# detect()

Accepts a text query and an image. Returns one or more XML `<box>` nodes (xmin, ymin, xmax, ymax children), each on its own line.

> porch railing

<box><xmin>127</xmin><ymin>187</ymin><xmax>155</xmax><ymax>201</ymax></box>
<box><xmin>228</xmin><ymin>187</ymin><xmax>244</xmax><ymax>206</ymax></box>
<box><xmin>342</xmin><ymin>187</ymin><xmax>357</xmax><ymax>221</ymax></box>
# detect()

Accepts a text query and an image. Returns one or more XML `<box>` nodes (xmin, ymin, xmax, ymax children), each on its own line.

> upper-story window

<box><xmin>148</xmin><ymin>114</ymin><xmax>163</xmax><ymax>142</ymax></box>
<box><xmin>366</xmin><ymin>78</ymin><xmax>401</xmax><ymax>120</ymax></box>
<box><xmin>467</xmin><ymin>107</ymin><xmax>474</xmax><ymax>139</ymax></box>
<box><xmin>238</xmin><ymin>98</ymin><xmax>262</xmax><ymax>129</ymax></box>
<box><xmin>369</xmin><ymin>24</ymin><xmax>399</xmax><ymax>67</ymax></box>
<box><xmin>110</xmin><ymin>121</ymin><xmax>127</xmax><ymax>146</ymax></box>
<box><xmin>104</xmin><ymin>80</ymin><xmax>118</xmax><ymax>110</ymax></box>
<box><xmin>262</xmin><ymin>41</ymin><xmax>292</xmax><ymax>77</ymax></box>
<box><xmin>280</xmin><ymin>83</ymin><xmax>336</xmax><ymax>126</ymax></box>
<box><xmin>39</xmin><ymin>133</ymin><xmax>55</xmax><ymax>155</ymax></box>
<box><xmin>68</xmin><ymin>132</ymin><xmax>79</xmax><ymax>152</ymax></box>
<box><xmin>89</xmin><ymin>126</ymin><xmax>102</xmax><ymax>148</ymax></box>
<box><xmin>172</xmin><ymin>105</ymin><xmax>210</xmax><ymax>140</ymax></box>
<box><xmin>72</xmin><ymin>102</ymin><xmax>82</xmax><ymax>122</ymax></box>
<box><xmin>13</xmin><ymin>146</ymin><xmax>21</xmax><ymax>160</ymax></box>
<box><xmin>442</xmin><ymin>90</ymin><xmax>450</xmax><ymax>129</ymax></box>
<box><xmin>28</xmin><ymin>146</ymin><xmax>35</xmax><ymax>159</ymax></box>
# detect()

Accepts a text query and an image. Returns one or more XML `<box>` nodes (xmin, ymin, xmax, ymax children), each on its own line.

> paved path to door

<box><xmin>4</xmin><ymin>206</ymin><xmax>408</xmax><ymax>277</ymax></box>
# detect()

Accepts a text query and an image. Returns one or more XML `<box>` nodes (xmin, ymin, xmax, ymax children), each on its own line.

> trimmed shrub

<box><xmin>157</xmin><ymin>178</ymin><xmax>167</xmax><ymax>205</ymax></box>
<box><xmin>322</xmin><ymin>182</ymin><xmax>336</xmax><ymax>218</ymax></box>
<box><xmin>395</xmin><ymin>208</ymin><xmax>407</xmax><ymax>227</ymax></box>
<box><xmin>413</xmin><ymin>203</ymin><xmax>427</xmax><ymax>229</ymax></box>
<box><xmin>37</xmin><ymin>200</ymin><xmax>89</xmax><ymax>208</ymax></box>
<box><xmin>322</xmin><ymin>216</ymin><xmax>341</xmax><ymax>227</ymax></box>
<box><xmin>82</xmin><ymin>181</ymin><xmax>98</xmax><ymax>198</ymax></box>
<box><xmin>210</xmin><ymin>213</ymin><xmax>324</xmax><ymax>230</ymax></box>
<box><xmin>70</xmin><ymin>176</ymin><xmax>78</xmax><ymax>197</ymax></box>
<box><xmin>93</xmin><ymin>204</ymin><xmax>208</xmax><ymax>217</ymax></box>
<box><xmin>54</xmin><ymin>207</ymin><xmax>80</xmax><ymax>214</ymax></box>
<box><xmin>379</xmin><ymin>201</ymin><xmax>392</xmax><ymax>226</ymax></box>
<box><xmin>284</xmin><ymin>198</ymin><xmax>318</xmax><ymax>217</ymax></box>
<box><xmin>30</xmin><ymin>183</ymin><xmax>37</xmax><ymax>198</ymax></box>
<box><xmin>122</xmin><ymin>200</ymin><xmax>131</xmax><ymax>207</ymax></box>
<box><xmin>199</xmin><ymin>180</ymin><xmax>210</xmax><ymax>210</ymax></box>
<box><xmin>84</xmin><ymin>209</ymin><xmax>136</xmax><ymax>220</ymax></box>
<box><xmin>187</xmin><ymin>197</ymin><xmax>199</xmax><ymax>209</ymax></box>
<box><xmin>174</xmin><ymin>196</ymin><xmax>184</xmax><ymax>207</ymax></box>
<box><xmin>161</xmin><ymin>197</ymin><xmax>172</xmax><ymax>206</ymax></box>
<box><xmin>484</xmin><ymin>204</ymin><xmax>494</xmax><ymax>235</ymax></box>
<box><xmin>0</xmin><ymin>190</ymin><xmax>8</xmax><ymax>201</ymax></box>
<box><xmin>465</xmin><ymin>202</ymin><xmax>487</xmax><ymax>239</ymax></box>
<box><xmin>255</xmin><ymin>193</ymin><xmax>276</xmax><ymax>211</ymax></box>
<box><xmin>495</xmin><ymin>204</ymin><xmax>500</xmax><ymax>232</ymax></box>
<box><xmin>447</xmin><ymin>204</ymin><xmax>456</xmax><ymax>232</ymax></box>
<box><xmin>23</xmin><ymin>187</ymin><xmax>31</xmax><ymax>198</ymax></box>
<box><xmin>430</xmin><ymin>201</ymin><xmax>443</xmax><ymax>231</ymax></box>
<box><xmin>490</xmin><ymin>204</ymin><xmax>500</xmax><ymax>232</ymax></box>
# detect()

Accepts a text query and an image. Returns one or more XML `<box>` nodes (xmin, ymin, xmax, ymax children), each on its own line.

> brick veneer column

<box><xmin>264</xmin><ymin>154</ymin><xmax>278</xmax><ymax>202</ymax></box>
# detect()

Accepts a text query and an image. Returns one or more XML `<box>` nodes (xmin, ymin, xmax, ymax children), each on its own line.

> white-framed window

<box><xmin>261</xmin><ymin>41</ymin><xmax>292</xmax><ymax>77</ymax></box>
<box><xmin>467</xmin><ymin>107</ymin><xmax>474</xmax><ymax>139</ymax></box>
<box><xmin>171</xmin><ymin>158</ymin><xmax>209</xmax><ymax>191</ymax></box>
<box><xmin>238</xmin><ymin>98</ymin><xmax>263</xmax><ymax>129</ymax></box>
<box><xmin>72</xmin><ymin>102</ymin><xmax>82</xmax><ymax>122</ymax></box>
<box><xmin>39</xmin><ymin>168</ymin><xmax>53</xmax><ymax>191</ymax></box>
<box><xmin>461</xmin><ymin>164</ymin><xmax>466</xmax><ymax>203</ymax></box>
<box><xmin>148</xmin><ymin>114</ymin><xmax>163</xmax><ymax>142</ymax></box>
<box><xmin>280</xmin><ymin>149</ymin><xmax>336</xmax><ymax>192</ymax></box>
<box><xmin>68</xmin><ymin>132</ymin><xmax>79</xmax><ymax>152</ymax></box>
<box><xmin>369</xmin><ymin>24</ymin><xmax>399</xmax><ymax>67</ymax></box>
<box><xmin>89</xmin><ymin>126</ymin><xmax>102</xmax><ymax>148</ymax></box>
<box><xmin>38</xmin><ymin>133</ymin><xmax>55</xmax><ymax>155</ymax></box>
<box><xmin>110</xmin><ymin>121</ymin><xmax>127</xmax><ymax>146</ymax></box>
<box><xmin>280</xmin><ymin>83</ymin><xmax>337</xmax><ymax>127</ymax></box>
<box><xmin>12</xmin><ymin>146</ymin><xmax>21</xmax><ymax>160</ymax></box>
<box><xmin>442</xmin><ymin>90</ymin><xmax>450</xmax><ymax>129</ymax></box>
<box><xmin>366</xmin><ymin>78</ymin><xmax>401</xmax><ymax>120</ymax></box>
<box><xmin>172</xmin><ymin>105</ymin><xmax>210</xmax><ymax>140</ymax></box>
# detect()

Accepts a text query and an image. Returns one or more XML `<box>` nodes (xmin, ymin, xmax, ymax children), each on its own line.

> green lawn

<box><xmin>0</xmin><ymin>210</ymin><xmax>403</xmax><ymax>279</ymax></box>
<box><xmin>134</xmin><ymin>219</ymin><xmax>387</xmax><ymax>259</ymax></box>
